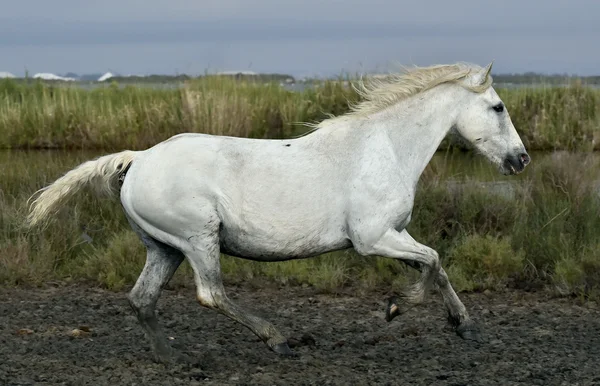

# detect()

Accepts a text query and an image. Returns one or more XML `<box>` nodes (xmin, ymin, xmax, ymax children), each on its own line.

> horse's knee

<box><xmin>424</xmin><ymin>249</ymin><xmax>441</xmax><ymax>274</ymax></box>
<box><xmin>436</xmin><ymin>268</ymin><xmax>450</xmax><ymax>287</ymax></box>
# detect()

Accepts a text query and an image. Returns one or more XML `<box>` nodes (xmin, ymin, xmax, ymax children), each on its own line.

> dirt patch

<box><xmin>1</xmin><ymin>285</ymin><xmax>600</xmax><ymax>385</ymax></box>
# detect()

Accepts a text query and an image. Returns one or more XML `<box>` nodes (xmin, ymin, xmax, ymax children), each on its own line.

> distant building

<box><xmin>98</xmin><ymin>72</ymin><xmax>114</xmax><ymax>82</ymax></box>
<box><xmin>0</xmin><ymin>72</ymin><xmax>16</xmax><ymax>79</ymax></box>
<box><xmin>33</xmin><ymin>73</ymin><xmax>76</xmax><ymax>81</ymax></box>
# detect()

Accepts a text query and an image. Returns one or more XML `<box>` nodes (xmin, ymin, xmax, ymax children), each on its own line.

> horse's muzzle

<box><xmin>503</xmin><ymin>152</ymin><xmax>530</xmax><ymax>175</ymax></box>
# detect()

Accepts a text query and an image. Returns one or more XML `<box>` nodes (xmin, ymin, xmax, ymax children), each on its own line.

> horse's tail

<box><xmin>27</xmin><ymin>150</ymin><xmax>139</xmax><ymax>228</ymax></box>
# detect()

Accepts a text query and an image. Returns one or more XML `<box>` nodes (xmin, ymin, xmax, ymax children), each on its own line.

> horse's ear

<box><xmin>483</xmin><ymin>61</ymin><xmax>494</xmax><ymax>79</ymax></box>
<box><xmin>473</xmin><ymin>61</ymin><xmax>494</xmax><ymax>85</ymax></box>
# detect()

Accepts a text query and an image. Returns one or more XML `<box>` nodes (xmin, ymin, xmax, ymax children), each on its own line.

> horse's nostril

<box><xmin>520</xmin><ymin>153</ymin><xmax>530</xmax><ymax>166</ymax></box>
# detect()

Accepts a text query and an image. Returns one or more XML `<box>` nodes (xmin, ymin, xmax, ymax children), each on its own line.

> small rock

<box><xmin>70</xmin><ymin>328</ymin><xmax>90</xmax><ymax>338</ymax></box>
<box><xmin>364</xmin><ymin>337</ymin><xmax>378</xmax><ymax>346</ymax></box>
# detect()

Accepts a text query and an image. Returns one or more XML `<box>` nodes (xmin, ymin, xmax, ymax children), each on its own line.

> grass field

<box><xmin>1</xmin><ymin>76</ymin><xmax>599</xmax><ymax>297</ymax></box>
<box><xmin>0</xmin><ymin>76</ymin><xmax>598</xmax><ymax>151</ymax></box>
<box><xmin>2</xmin><ymin>150</ymin><xmax>599</xmax><ymax>298</ymax></box>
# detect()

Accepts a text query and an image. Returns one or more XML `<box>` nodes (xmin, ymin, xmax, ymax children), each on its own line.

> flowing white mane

<box><xmin>343</xmin><ymin>62</ymin><xmax>493</xmax><ymax>119</ymax></box>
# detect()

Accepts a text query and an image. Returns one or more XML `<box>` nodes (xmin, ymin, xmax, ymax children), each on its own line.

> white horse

<box><xmin>28</xmin><ymin>62</ymin><xmax>530</xmax><ymax>364</ymax></box>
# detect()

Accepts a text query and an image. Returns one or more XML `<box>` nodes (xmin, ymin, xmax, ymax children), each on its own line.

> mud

<box><xmin>1</xmin><ymin>284</ymin><xmax>599</xmax><ymax>385</ymax></box>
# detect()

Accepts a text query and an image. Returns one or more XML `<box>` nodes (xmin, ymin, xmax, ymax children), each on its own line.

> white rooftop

<box><xmin>98</xmin><ymin>72</ymin><xmax>114</xmax><ymax>82</ymax></box>
<box><xmin>33</xmin><ymin>73</ymin><xmax>76</xmax><ymax>81</ymax></box>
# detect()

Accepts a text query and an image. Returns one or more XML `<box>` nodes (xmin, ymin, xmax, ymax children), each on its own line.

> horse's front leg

<box><xmin>386</xmin><ymin>266</ymin><xmax>482</xmax><ymax>342</ymax></box>
<box><xmin>353</xmin><ymin>228</ymin><xmax>481</xmax><ymax>342</ymax></box>
<box><xmin>435</xmin><ymin>268</ymin><xmax>482</xmax><ymax>341</ymax></box>
<box><xmin>353</xmin><ymin>228</ymin><xmax>441</xmax><ymax>305</ymax></box>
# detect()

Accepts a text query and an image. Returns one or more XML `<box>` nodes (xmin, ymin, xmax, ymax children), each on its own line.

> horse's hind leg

<box><xmin>184</xmin><ymin>234</ymin><xmax>294</xmax><ymax>356</ymax></box>
<box><xmin>127</xmin><ymin>221</ymin><xmax>185</xmax><ymax>363</ymax></box>
<box><xmin>435</xmin><ymin>268</ymin><xmax>482</xmax><ymax>342</ymax></box>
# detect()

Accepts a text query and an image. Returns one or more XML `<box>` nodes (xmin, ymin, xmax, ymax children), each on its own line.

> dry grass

<box><xmin>0</xmin><ymin>77</ymin><xmax>359</xmax><ymax>150</ymax></box>
<box><xmin>0</xmin><ymin>78</ymin><xmax>598</xmax><ymax>151</ymax></box>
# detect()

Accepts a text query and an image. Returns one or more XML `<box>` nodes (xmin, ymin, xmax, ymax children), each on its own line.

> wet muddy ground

<box><xmin>1</xmin><ymin>284</ymin><xmax>599</xmax><ymax>385</ymax></box>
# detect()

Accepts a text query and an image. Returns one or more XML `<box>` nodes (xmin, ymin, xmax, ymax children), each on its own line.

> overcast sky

<box><xmin>1</xmin><ymin>0</ymin><xmax>598</xmax><ymax>77</ymax></box>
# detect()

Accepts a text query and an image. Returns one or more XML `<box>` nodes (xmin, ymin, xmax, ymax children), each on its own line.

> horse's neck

<box><xmin>373</xmin><ymin>85</ymin><xmax>463</xmax><ymax>185</ymax></box>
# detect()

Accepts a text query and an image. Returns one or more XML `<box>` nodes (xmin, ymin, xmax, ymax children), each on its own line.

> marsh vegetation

<box><xmin>1</xmin><ymin>77</ymin><xmax>599</xmax><ymax>298</ymax></box>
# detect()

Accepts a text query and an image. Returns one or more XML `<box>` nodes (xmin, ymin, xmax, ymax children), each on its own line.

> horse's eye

<box><xmin>493</xmin><ymin>103</ymin><xmax>504</xmax><ymax>113</ymax></box>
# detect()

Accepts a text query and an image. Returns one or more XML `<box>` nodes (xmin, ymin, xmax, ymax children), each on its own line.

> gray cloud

<box><xmin>0</xmin><ymin>0</ymin><xmax>598</xmax><ymax>76</ymax></box>
<box><xmin>1</xmin><ymin>20</ymin><xmax>596</xmax><ymax>46</ymax></box>
<box><xmin>4</xmin><ymin>0</ymin><xmax>599</xmax><ymax>25</ymax></box>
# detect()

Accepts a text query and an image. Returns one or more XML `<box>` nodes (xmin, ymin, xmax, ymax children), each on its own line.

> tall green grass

<box><xmin>1</xmin><ymin>75</ymin><xmax>599</xmax><ymax>295</ymax></box>
<box><xmin>497</xmin><ymin>85</ymin><xmax>599</xmax><ymax>151</ymax></box>
<box><xmin>0</xmin><ymin>77</ymin><xmax>598</xmax><ymax>151</ymax></box>
<box><xmin>2</xmin><ymin>151</ymin><xmax>599</xmax><ymax>298</ymax></box>
<box><xmin>0</xmin><ymin>77</ymin><xmax>358</xmax><ymax>150</ymax></box>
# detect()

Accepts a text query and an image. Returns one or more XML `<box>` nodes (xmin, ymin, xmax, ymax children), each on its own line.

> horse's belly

<box><xmin>218</xmin><ymin>223</ymin><xmax>352</xmax><ymax>261</ymax></box>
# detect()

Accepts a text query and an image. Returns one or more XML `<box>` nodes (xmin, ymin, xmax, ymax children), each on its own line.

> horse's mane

<box><xmin>349</xmin><ymin>62</ymin><xmax>493</xmax><ymax>117</ymax></box>
<box><xmin>299</xmin><ymin>63</ymin><xmax>493</xmax><ymax>133</ymax></box>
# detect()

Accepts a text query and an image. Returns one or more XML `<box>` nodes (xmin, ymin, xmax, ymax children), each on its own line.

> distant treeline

<box><xmin>7</xmin><ymin>71</ymin><xmax>600</xmax><ymax>86</ymax></box>
<box><xmin>101</xmin><ymin>72</ymin><xmax>600</xmax><ymax>86</ymax></box>
<box><xmin>107</xmin><ymin>73</ymin><xmax>296</xmax><ymax>84</ymax></box>
<box><xmin>493</xmin><ymin>72</ymin><xmax>600</xmax><ymax>86</ymax></box>
<box><xmin>8</xmin><ymin>73</ymin><xmax>298</xmax><ymax>84</ymax></box>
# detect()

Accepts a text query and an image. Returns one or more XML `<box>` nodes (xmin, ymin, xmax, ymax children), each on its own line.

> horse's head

<box><xmin>454</xmin><ymin>62</ymin><xmax>530</xmax><ymax>175</ymax></box>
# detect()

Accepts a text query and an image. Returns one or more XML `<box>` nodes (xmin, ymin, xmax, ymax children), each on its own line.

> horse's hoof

<box><xmin>272</xmin><ymin>342</ymin><xmax>299</xmax><ymax>357</ymax></box>
<box><xmin>385</xmin><ymin>296</ymin><xmax>403</xmax><ymax>322</ymax></box>
<box><xmin>456</xmin><ymin>321</ymin><xmax>484</xmax><ymax>343</ymax></box>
